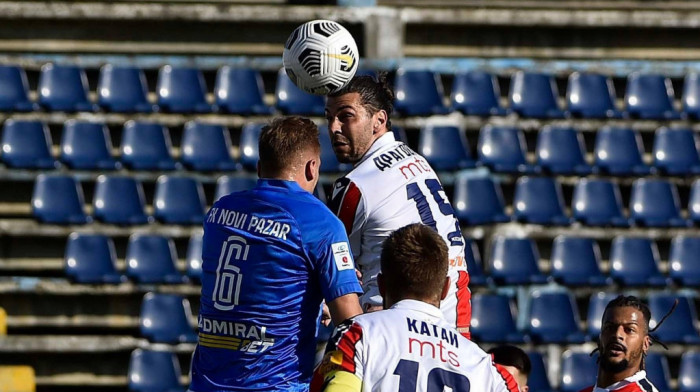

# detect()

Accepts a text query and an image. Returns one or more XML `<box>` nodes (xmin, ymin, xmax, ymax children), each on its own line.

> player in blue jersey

<box><xmin>189</xmin><ymin>116</ymin><xmax>363</xmax><ymax>392</ymax></box>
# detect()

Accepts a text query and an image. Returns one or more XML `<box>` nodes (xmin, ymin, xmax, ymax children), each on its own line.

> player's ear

<box><xmin>305</xmin><ymin>155</ymin><xmax>319</xmax><ymax>182</ymax></box>
<box><xmin>522</xmin><ymin>385</ymin><xmax>529</xmax><ymax>392</ymax></box>
<box><xmin>440</xmin><ymin>277</ymin><xmax>450</xmax><ymax>301</ymax></box>
<box><xmin>642</xmin><ymin>334</ymin><xmax>651</xmax><ymax>352</ymax></box>
<box><xmin>373</xmin><ymin>110</ymin><xmax>388</xmax><ymax>133</ymax></box>
<box><xmin>378</xmin><ymin>273</ymin><xmax>385</xmax><ymax>297</ymax></box>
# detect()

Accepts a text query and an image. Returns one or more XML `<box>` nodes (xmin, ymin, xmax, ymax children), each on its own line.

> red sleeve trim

<box><xmin>455</xmin><ymin>270</ymin><xmax>472</xmax><ymax>337</ymax></box>
<box><xmin>338</xmin><ymin>182</ymin><xmax>361</xmax><ymax>234</ymax></box>
<box><xmin>578</xmin><ymin>386</ymin><xmax>596</xmax><ymax>392</ymax></box>
<box><xmin>495</xmin><ymin>363</ymin><xmax>521</xmax><ymax>392</ymax></box>
<box><xmin>336</xmin><ymin>322</ymin><xmax>363</xmax><ymax>374</ymax></box>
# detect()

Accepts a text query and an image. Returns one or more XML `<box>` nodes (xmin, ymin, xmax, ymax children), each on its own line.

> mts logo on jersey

<box><xmin>332</xmin><ymin>242</ymin><xmax>354</xmax><ymax>271</ymax></box>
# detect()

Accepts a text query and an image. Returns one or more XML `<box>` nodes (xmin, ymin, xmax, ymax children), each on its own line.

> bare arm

<box><xmin>327</xmin><ymin>293</ymin><xmax>363</xmax><ymax>326</ymax></box>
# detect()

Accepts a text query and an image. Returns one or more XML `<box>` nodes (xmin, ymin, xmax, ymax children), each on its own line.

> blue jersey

<box><xmin>190</xmin><ymin>179</ymin><xmax>362</xmax><ymax>392</ymax></box>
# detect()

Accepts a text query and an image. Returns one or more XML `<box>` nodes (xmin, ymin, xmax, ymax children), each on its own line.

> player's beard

<box><xmin>600</xmin><ymin>356</ymin><xmax>629</xmax><ymax>374</ymax></box>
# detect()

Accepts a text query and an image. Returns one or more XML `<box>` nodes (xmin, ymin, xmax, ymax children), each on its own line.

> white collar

<box><xmin>390</xmin><ymin>299</ymin><xmax>443</xmax><ymax>319</ymax></box>
<box><xmin>594</xmin><ymin>370</ymin><xmax>648</xmax><ymax>392</ymax></box>
<box><xmin>354</xmin><ymin>132</ymin><xmax>397</xmax><ymax>167</ymax></box>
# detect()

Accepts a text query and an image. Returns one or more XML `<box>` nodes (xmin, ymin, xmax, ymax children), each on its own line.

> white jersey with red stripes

<box><xmin>580</xmin><ymin>370</ymin><xmax>659</xmax><ymax>392</ymax></box>
<box><xmin>328</xmin><ymin>132</ymin><xmax>471</xmax><ymax>333</ymax></box>
<box><xmin>311</xmin><ymin>300</ymin><xmax>519</xmax><ymax>392</ymax></box>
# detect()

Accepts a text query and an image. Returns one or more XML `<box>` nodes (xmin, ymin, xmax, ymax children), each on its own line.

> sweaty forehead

<box><xmin>326</xmin><ymin>92</ymin><xmax>363</xmax><ymax>113</ymax></box>
<box><xmin>603</xmin><ymin>306</ymin><xmax>643</xmax><ymax>325</ymax></box>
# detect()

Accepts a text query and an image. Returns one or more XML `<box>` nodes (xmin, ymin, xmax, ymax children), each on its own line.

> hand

<box><xmin>321</xmin><ymin>303</ymin><xmax>332</xmax><ymax>327</ymax></box>
<box><xmin>355</xmin><ymin>268</ymin><xmax>362</xmax><ymax>284</ymax></box>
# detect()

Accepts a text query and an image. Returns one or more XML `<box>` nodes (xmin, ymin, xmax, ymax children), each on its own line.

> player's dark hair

<box><xmin>258</xmin><ymin>116</ymin><xmax>320</xmax><ymax>176</ymax></box>
<box><xmin>380</xmin><ymin>223</ymin><xmax>448</xmax><ymax>302</ymax></box>
<box><xmin>329</xmin><ymin>73</ymin><xmax>393</xmax><ymax>128</ymax></box>
<box><xmin>487</xmin><ymin>345</ymin><xmax>531</xmax><ymax>376</ymax></box>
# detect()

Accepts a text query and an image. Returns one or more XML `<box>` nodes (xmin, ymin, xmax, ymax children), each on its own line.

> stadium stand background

<box><xmin>2</xmin><ymin>0</ymin><xmax>700</xmax><ymax>391</ymax></box>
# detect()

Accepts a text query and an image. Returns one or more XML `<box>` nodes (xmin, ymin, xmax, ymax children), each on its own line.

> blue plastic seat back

<box><xmin>690</xmin><ymin>180</ymin><xmax>700</xmax><ymax>223</ymax></box>
<box><xmin>572</xmin><ymin>178</ymin><xmax>627</xmax><ymax>226</ymax></box>
<box><xmin>551</xmin><ymin>236</ymin><xmax>607</xmax><ymax>286</ymax></box>
<box><xmin>93</xmin><ymin>175</ymin><xmax>148</xmax><ymax>225</ymax></box>
<box><xmin>418</xmin><ymin>125</ymin><xmax>474</xmax><ymax>170</ymax></box>
<box><xmin>319</xmin><ymin>125</ymin><xmax>352</xmax><ymax>173</ymax></box>
<box><xmin>670</xmin><ymin>236</ymin><xmax>700</xmax><ymax>286</ymax></box>
<box><xmin>239</xmin><ymin>123</ymin><xmax>264</xmax><ymax>171</ymax></box>
<box><xmin>513</xmin><ymin>176</ymin><xmax>568</xmax><ymax>225</ymax></box>
<box><xmin>528</xmin><ymin>290</ymin><xmax>583</xmax><ymax>343</ymax></box>
<box><xmin>645</xmin><ymin>352</ymin><xmax>673</xmax><ymax>392</ymax></box>
<box><xmin>478</xmin><ymin>125</ymin><xmax>529</xmax><ymax>173</ymax></box>
<box><xmin>32</xmin><ymin>174</ymin><xmax>88</xmax><ymax>224</ymax></box>
<box><xmin>527</xmin><ymin>352</ymin><xmax>553</xmax><ymax>392</ymax></box>
<box><xmin>683</xmin><ymin>73</ymin><xmax>700</xmax><ymax>119</ymax></box>
<box><xmin>153</xmin><ymin>176</ymin><xmax>206</xmax><ymax>225</ymax></box>
<box><xmin>60</xmin><ymin>120</ymin><xmax>118</xmax><ymax>170</ymax></box>
<box><xmin>649</xmin><ymin>293</ymin><xmax>700</xmax><ymax>344</ymax></box>
<box><xmin>610</xmin><ymin>237</ymin><xmax>666</xmax><ymax>286</ymax></box>
<box><xmin>97</xmin><ymin>65</ymin><xmax>152</xmax><ymax>112</ymax></box>
<box><xmin>451</xmin><ymin>71</ymin><xmax>503</xmax><ymax>116</ymax></box>
<box><xmin>626</xmin><ymin>73</ymin><xmax>680</xmax><ymax>119</ymax></box>
<box><xmin>1</xmin><ymin>119</ymin><xmax>56</xmax><ymax>169</ymax></box>
<box><xmin>594</xmin><ymin>126</ymin><xmax>649</xmax><ymax>175</ymax></box>
<box><xmin>536</xmin><ymin>125</ymin><xmax>590</xmax><ymax>174</ymax></box>
<box><xmin>215</xmin><ymin>67</ymin><xmax>271</xmax><ymax>114</ymax></box>
<box><xmin>126</xmin><ymin>234</ymin><xmax>184</xmax><ymax>284</ymax></box>
<box><xmin>128</xmin><ymin>349</ymin><xmax>183</xmax><ymax>392</ymax></box>
<box><xmin>489</xmin><ymin>237</ymin><xmax>546</xmax><ymax>285</ymax></box>
<box><xmin>560</xmin><ymin>351</ymin><xmax>598</xmax><ymax>392</ymax></box>
<box><xmin>186</xmin><ymin>232</ymin><xmax>203</xmax><ymax>281</ymax></box>
<box><xmin>215</xmin><ymin>176</ymin><xmax>257</xmax><ymax>202</ymax></box>
<box><xmin>509</xmin><ymin>71</ymin><xmax>563</xmax><ymax>118</ymax></box>
<box><xmin>64</xmin><ymin>233</ymin><xmax>123</xmax><ymax>284</ymax></box>
<box><xmin>140</xmin><ymin>292</ymin><xmax>197</xmax><ymax>344</ymax></box>
<box><xmin>470</xmin><ymin>294</ymin><xmax>522</xmax><ymax>343</ymax></box>
<box><xmin>629</xmin><ymin>179</ymin><xmax>685</xmax><ymax>227</ymax></box>
<box><xmin>464</xmin><ymin>238</ymin><xmax>486</xmax><ymax>286</ymax></box>
<box><xmin>394</xmin><ymin>69</ymin><xmax>448</xmax><ymax>116</ymax></box>
<box><xmin>121</xmin><ymin>121</ymin><xmax>176</xmax><ymax>170</ymax></box>
<box><xmin>156</xmin><ymin>66</ymin><xmax>212</xmax><ymax>113</ymax></box>
<box><xmin>653</xmin><ymin>126</ymin><xmax>700</xmax><ymax>174</ymax></box>
<box><xmin>567</xmin><ymin>72</ymin><xmax>619</xmax><ymax>118</ymax></box>
<box><xmin>680</xmin><ymin>351</ymin><xmax>700</xmax><ymax>392</ymax></box>
<box><xmin>453</xmin><ymin>176</ymin><xmax>509</xmax><ymax>225</ymax></box>
<box><xmin>38</xmin><ymin>64</ymin><xmax>94</xmax><ymax>112</ymax></box>
<box><xmin>275</xmin><ymin>69</ymin><xmax>325</xmax><ymax>116</ymax></box>
<box><xmin>587</xmin><ymin>292</ymin><xmax>620</xmax><ymax>337</ymax></box>
<box><xmin>0</xmin><ymin>65</ymin><xmax>34</xmax><ymax>111</ymax></box>
<box><xmin>181</xmin><ymin>121</ymin><xmax>237</xmax><ymax>171</ymax></box>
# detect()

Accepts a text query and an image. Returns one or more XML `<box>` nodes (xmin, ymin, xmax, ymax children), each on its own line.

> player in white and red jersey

<box><xmin>310</xmin><ymin>224</ymin><xmax>518</xmax><ymax>392</ymax></box>
<box><xmin>325</xmin><ymin>74</ymin><xmax>471</xmax><ymax>337</ymax></box>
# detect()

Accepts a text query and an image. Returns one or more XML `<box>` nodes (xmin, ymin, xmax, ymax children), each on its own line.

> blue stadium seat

<box><xmin>451</xmin><ymin>71</ymin><xmax>506</xmax><ymax>116</ymax></box>
<box><xmin>594</xmin><ymin>126</ymin><xmax>651</xmax><ymax>175</ymax></box>
<box><xmin>128</xmin><ymin>349</ymin><xmax>183</xmax><ymax>392</ymax></box>
<box><xmin>153</xmin><ymin>176</ymin><xmax>206</xmax><ymax>225</ymax></box>
<box><xmin>560</xmin><ymin>351</ymin><xmax>598</xmax><ymax>392</ymax></box>
<box><xmin>319</xmin><ymin>125</ymin><xmax>352</xmax><ymax>173</ymax></box>
<box><xmin>418</xmin><ymin>125</ymin><xmax>475</xmax><ymax>171</ymax></box>
<box><xmin>512</xmin><ymin>176</ymin><xmax>570</xmax><ymax>225</ymax></box>
<box><xmin>60</xmin><ymin>120</ymin><xmax>119</xmax><ymax>170</ymax></box>
<box><xmin>97</xmin><ymin>65</ymin><xmax>154</xmax><ymax>113</ymax></box>
<box><xmin>625</xmin><ymin>73</ymin><xmax>681</xmax><ymax>120</ymax></box>
<box><xmin>180</xmin><ymin>121</ymin><xmax>238</xmax><ymax>172</ymax></box>
<box><xmin>653</xmin><ymin>126</ymin><xmax>700</xmax><ymax>175</ymax></box>
<box><xmin>587</xmin><ymin>292</ymin><xmax>620</xmax><ymax>338</ymax></box>
<box><xmin>140</xmin><ymin>293</ymin><xmax>197</xmax><ymax>344</ymax></box>
<box><xmin>392</xmin><ymin>126</ymin><xmax>408</xmax><ymax>144</ymax></box>
<box><xmin>186</xmin><ymin>232</ymin><xmax>203</xmax><ymax>282</ymax></box>
<box><xmin>239</xmin><ymin>123</ymin><xmax>264</xmax><ymax>171</ymax></box>
<box><xmin>670</xmin><ymin>235</ymin><xmax>700</xmax><ymax>286</ymax></box>
<box><xmin>32</xmin><ymin>174</ymin><xmax>89</xmax><ymax>224</ymax></box>
<box><xmin>645</xmin><ymin>352</ymin><xmax>673</xmax><ymax>392</ymax></box>
<box><xmin>92</xmin><ymin>175</ymin><xmax>149</xmax><ymax>225</ymax></box>
<box><xmin>629</xmin><ymin>178</ymin><xmax>687</xmax><ymax>227</ymax></box>
<box><xmin>551</xmin><ymin>236</ymin><xmax>610</xmax><ymax>286</ymax></box>
<box><xmin>464</xmin><ymin>239</ymin><xmax>487</xmax><ymax>286</ymax></box>
<box><xmin>527</xmin><ymin>290</ymin><xmax>585</xmax><ymax>344</ymax></box>
<box><xmin>0</xmin><ymin>65</ymin><xmax>36</xmax><ymax>112</ymax></box>
<box><xmin>453</xmin><ymin>176</ymin><xmax>509</xmax><ymax>225</ymax></box>
<box><xmin>215</xmin><ymin>66</ymin><xmax>272</xmax><ymax>115</ymax></box>
<box><xmin>683</xmin><ymin>73</ymin><xmax>700</xmax><ymax>120</ymax></box>
<box><xmin>215</xmin><ymin>176</ymin><xmax>257</xmax><ymax>202</ymax></box>
<box><xmin>125</xmin><ymin>234</ymin><xmax>186</xmax><ymax>284</ymax></box>
<box><xmin>680</xmin><ymin>351</ymin><xmax>700</xmax><ymax>392</ymax></box>
<box><xmin>509</xmin><ymin>71</ymin><xmax>565</xmax><ymax>118</ymax></box>
<box><xmin>275</xmin><ymin>69</ymin><xmax>325</xmax><ymax>116</ymax></box>
<box><xmin>488</xmin><ymin>237</ymin><xmax>547</xmax><ymax>285</ymax></box>
<box><xmin>393</xmin><ymin>69</ymin><xmax>449</xmax><ymax>116</ymax></box>
<box><xmin>477</xmin><ymin>125</ymin><xmax>531</xmax><ymax>173</ymax></box>
<box><xmin>156</xmin><ymin>66</ymin><xmax>213</xmax><ymax>113</ymax></box>
<box><xmin>648</xmin><ymin>293</ymin><xmax>700</xmax><ymax>344</ymax></box>
<box><xmin>1</xmin><ymin>119</ymin><xmax>57</xmax><ymax>169</ymax></box>
<box><xmin>120</xmin><ymin>121</ymin><xmax>177</xmax><ymax>171</ymax></box>
<box><xmin>470</xmin><ymin>293</ymin><xmax>526</xmax><ymax>343</ymax></box>
<box><xmin>689</xmin><ymin>180</ymin><xmax>700</xmax><ymax>225</ymax></box>
<box><xmin>535</xmin><ymin>125</ymin><xmax>591</xmax><ymax>175</ymax></box>
<box><xmin>38</xmin><ymin>64</ymin><xmax>96</xmax><ymax>112</ymax></box>
<box><xmin>566</xmin><ymin>72</ymin><xmax>622</xmax><ymax>118</ymax></box>
<box><xmin>64</xmin><ymin>233</ymin><xmax>124</xmax><ymax>284</ymax></box>
<box><xmin>572</xmin><ymin>178</ymin><xmax>629</xmax><ymax>227</ymax></box>
<box><xmin>609</xmin><ymin>237</ymin><xmax>669</xmax><ymax>287</ymax></box>
<box><xmin>527</xmin><ymin>352</ymin><xmax>553</xmax><ymax>392</ymax></box>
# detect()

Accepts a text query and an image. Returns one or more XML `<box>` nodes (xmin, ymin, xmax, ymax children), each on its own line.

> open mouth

<box><xmin>606</xmin><ymin>342</ymin><xmax>626</xmax><ymax>356</ymax></box>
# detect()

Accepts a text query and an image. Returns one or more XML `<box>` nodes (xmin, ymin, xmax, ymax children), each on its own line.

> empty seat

<box><xmin>653</xmin><ymin>126</ymin><xmax>700</xmax><ymax>175</ymax></box>
<box><xmin>680</xmin><ymin>351</ymin><xmax>700</xmax><ymax>392</ymax></box>
<box><xmin>97</xmin><ymin>65</ymin><xmax>154</xmax><ymax>112</ymax></box>
<box><xmin>629</xmin><ymin>178</ymin><xmax>687</xmax><ymax>227</ymax></box>
<box><xmin>566</xmin><ymin>72</ymin><xmax>621</xmax><ymax>118</ymax></box>
<box><xmin>464</xmin><ymin>238</ymin><xmax>487</xmax><ymax>286</ymax></box>
<box><xmin>527</xmin><ymin>290</ymin><xmax>585</xmax><ymax>344</ymax></box>
<box><xmin>180</xmin><ymin>121</ymin><xmax>237</xmax><ymax>172</ymax></box>
<box><xmin>594</xmin><ymin>126</ymin><xmax>651</xmax><ymax>175</ymax></box>
<box><xmin>453</xmin><ymin>176</ymin><xmax>509</xmax><ymax>225</ymax></box>
<box><xmin>64</xmin><ymin>233</ymin><xmax>124</xmax><ymax>284</ymax></box>
<box><xmin>535</xmin><ymin>125</ymin><xmax>591</xmax><ymax>174</ymax></box>
<box><xmin>625</xmin><ymin>73</ymin><xmax>681</xmax><ymax>120</ymax></box>
<box><xmin>60</xmin><ymin>120</ymin><xmax>119</xmax><ymax>170</ymax></box>
<box><xmin>239</xmin><ymin>122</ymin><xmax>264</xmax><ymax>171</ymax></box>
<box><xmin>683</xmin><ymin>72</ymin><xmax>700</xmax><ymax>119</ymax></box>
<box><xmin>140</xmin><ymin>293</ymin><xmax>197</xmax><ymax>344</ymax></box>
<box><xmin>93</xmin><ymin>175</ymin><xmax>149</xmax><ymax>225</ymax></box>
<box><xmin>689</xmin><ymin>179</ymin><xmax>700</xmax><ymax>224</ymax></box>
<box><xmin>125</xmin><ymin>234</ymin><xmax>186</xmax><ymax>284</ymax></box>
<box><xmin>128</xmin><ymin>349</ymin><xmax>183</xmax><ymax>392</ymax></box>
<box><xmin>156</xmin><ymin>66</ymin><xmax>213</xmax><ymax>113</ymax></box>
<box><xmin>551</xmin><ymin>236</ymin><xmax>610</xmax><ymax>286</ymax></box>
<box><xmin>645</xmin><ymin>352</ymin><xmax>673</xmax><ymax>392</ymax></box>
<box><xmin>1</xmin><ymin>119</ymin><xmax>57</xmax><ymax>169</ymax></box>
<box><xmin>560</xmin><ymin>351</ymin><xmax>598</xmax><ymax>392</ymax></box>
<box><xmin>0</xmin><ymin>65</ymin><xmax>36</xmax><ymax>111</ymax></box>
<box><xmin>609</xmin><ymin>237</ymin><xmax>668</xmax><ymax>287</ymax></box>
<box><xmin>418</xmin><ymin>125</ymin><xmax>475</xmax><ymax>171</ymax></box>
<box><xmin>215</xmin><ymin>176</ymin><xmax>257</xmax><ymax>202</ymax></box>
<box><xmin>153</xmin><ymin>176</ymin><xmax>206</xmax><ymax>225</ymax></box>
<box><xmin>215</xmin><ymin>66</ymin><xmax>272</xmax><ymax>115</ymax></box>
<box><xmin>509</xmin><ymin>71</ymin><xmax>564</xmax><ymax>118</ymax></box>
<box><xmin>587</xmin><ymin>292</ymin><xmax>620</xmax><ymax>338</ymax></box>
<box><xmin>393</xmin><ymin>69</ymin><xmax>449</xmax><ymax>116</ymax></box>
<box><xmin>38</xmin><ymin>63</ymin><xmax>96</xmax><ymax>112</ymax></box>
<box><xmin>648</xmin><ymin>293</ymin><xmax>700</xmax><ymax>344</ymax></box>
<box><xmin>470</xmin><ymin>293</ymin><xmax>526</xmax><ymax>343</ymax></box>
<box><xmin>512</xmin><ymin>176</ymin><xmax>570</xmax><ymax>225</ymax></box>
<box><xmin>527</xmin><ymin>352</ymin><xmax>553</xmax><ymax>392</ymax></box>
<box><xmin>670</xmin><ymin>235</ymin><xmax>700</xmax><ymax>286</ymax></box>
<box><xmin>275</xmin><ymin>69</ymin><xmax>325</xmax><ymax>116</ymax></box>
<box><xmin>120</xmin><ymin>121</ymin><xmax>177</xmax><ymax>171</ymax></box>
<box><xmin>319</xmin><ymin>125</ymin><xmax>352</xmax><ymax>173</ymax></box>
<box><xmin>0</xmin><ymin>366</ymin><xmax>35</xmax><ymax>392</ymax></box>
<box><xmin>572</xmin><ymin>178</ymin><xmax>628</xmax><ymax>227</ymax></box>
<box><xmin>185</xmin><ymin>232</ymin><xmax>203</xmax><ymax>281</ymax></box>
<box><xmin>451</xmin><ymin>71</ymin><xmax>506</xmax><ymax>116</ymax></box>
<box><xmin>32</xmin><ymin>174</ymin><xmax>89</xmax><ymax>224</ymax></box>
<box><xmin>488</xmin><ymin>237</ymin><xmax>547</xmax><ymax>285</ymax></box>
<box><xmin>477</xmin><ymin>125</ymin><xmax>531</xmax><ymax>173</ymax></box>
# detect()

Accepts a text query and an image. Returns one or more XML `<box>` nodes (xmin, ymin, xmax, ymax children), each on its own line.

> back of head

<box><xmin>380</xmin><ymin>223</ymin><xmax>448</xmax><ymax>302</ymax></box>
<box><xmin>258</xmin><ymin>116</ymin><xmax>320</xmax><ymax>177</ymax></box>
<box><xmin>488</xmin><ymin>345</ymin><xmax>531</xmax><ymax>376</ymax></box>
<box><xmin>329</xmin><ymin>73</ymin><xmax>394</xmax><ymax>128</ymax></box>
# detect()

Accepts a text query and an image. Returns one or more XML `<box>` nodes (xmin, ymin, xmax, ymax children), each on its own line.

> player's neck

<box><xmin>597</xmin><ymin>367</ymin><xmax>640</xmax><ymax>389</ymax></box>
<box><xmin>387</xmin><ymin>295</ymin><xmax>441</xmax><ymax>309</ymax></box>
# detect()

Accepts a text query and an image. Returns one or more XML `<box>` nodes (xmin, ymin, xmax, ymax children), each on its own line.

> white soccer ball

<box><xmin>283</xmin><ymin>20</ymin><xmax>359</xmax><ymax>96</ymax></box>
